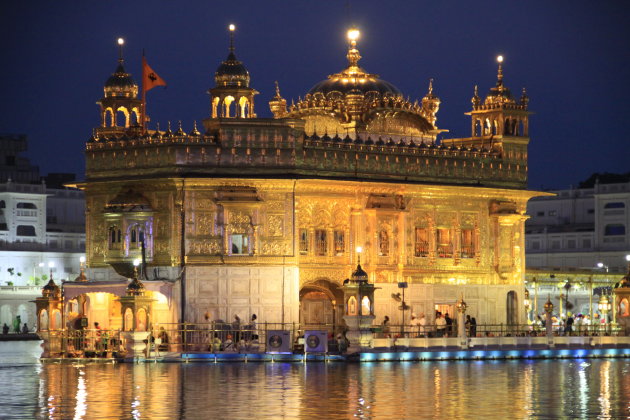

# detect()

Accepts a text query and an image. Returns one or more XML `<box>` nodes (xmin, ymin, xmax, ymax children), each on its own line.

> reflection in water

<box><xmin>599</xmin><ymin>360</ymin><xmax>611</xmax><ymax>418</ymax></box>
<box><xmin>0</xmin><ymin>356</ymin><xmax>629</xmax><ymax>419</ymax></box>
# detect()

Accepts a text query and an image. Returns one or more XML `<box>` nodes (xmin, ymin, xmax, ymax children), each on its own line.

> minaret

<box><xmin>208</xmin><ymin>24</ymin><xmax>259</xmax><ymax>118</ymax></box>
<box><xmin>96</xmin><ymin>38</ymin><xmax>142</xmax><ymax>135</ymax></box>
<box><xmin>269</xmin><ymin>81</ymin><xmax>288</xmax><ymax>118</ymax></box>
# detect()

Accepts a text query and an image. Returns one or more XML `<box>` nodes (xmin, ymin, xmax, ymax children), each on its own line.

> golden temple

<box><xmin>73</xmin><ymin>27</ymin><xmax>544</xmax><ymax>330</ymax></box>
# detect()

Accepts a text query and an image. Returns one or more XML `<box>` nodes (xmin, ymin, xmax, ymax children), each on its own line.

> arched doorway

<box><xmin>300</xmin><ymin>279</ymin><xmax>345</xmax><ymax>332</ymax></box>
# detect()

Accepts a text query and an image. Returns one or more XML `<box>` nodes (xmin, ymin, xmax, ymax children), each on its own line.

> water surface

<box><xmin>1</xmin><ymin>342</ymin><xmax>629</xmax><ymax>419</ymax></box>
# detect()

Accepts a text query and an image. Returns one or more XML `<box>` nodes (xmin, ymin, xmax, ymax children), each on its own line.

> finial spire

<box><xmin>346</xmin><ymin>28</ymin><xmax>362</xmax><ymax>70</ymax></box>
<box><xmin>117</xmin><ymin>38</ymin><xmax>125</xmax><ymax>63</ymax></box>
<box><xmin>428</xmin><ymin>78</ymin><xmax>434</xmax><ymax>94</ymax></box>
<box><xmin>275</xmin><ymin>81</ymin><xmax>281</xmax><ymax>97</ymax></box>
<box><xmin>496</xmin><ymin>55</ymin><xmax>504</xmax><ymax>86</ymax></box>
<box><xmin>228</xmin><ymin>24</ymin><xmax>236</xmax><ymax>53</ymax></box>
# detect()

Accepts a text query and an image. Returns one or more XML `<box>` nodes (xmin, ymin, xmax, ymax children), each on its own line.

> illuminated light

<box><xmin>356</xmin><ymin>246</ymin><xmax>362</xmax><ymax>253</ymax></box>
<box><xmin>625</xmin><ymin>255</ymin><xmax>630</xmax><ymax>261</ymax></box>
<box><xmin>48</xmin><ymin>261</ymin><xmax>55</xmax><ymax>268</ymax></box>
<box><xmin>79</xmin><ymin>256</ymin><xmax>86</xmax><ymax>263</ymax></box>
<box><xmin>597</xmin><ymin>262</ymin><xmax>604</xmax><ymax>268</ymax></box>
<box><xmin>347</xmin><ymin>28</ymin><xmax>360</xmax><ymax>42</ymax></box>
<box><xmin>229</xmin><ymin>24</ymin><xmax>235</xmax><ymax>31</ymax></box>
<box><xmin>342</xmin><ymin>78</ymin><xmax>348</xmax><ymax>83</ymax></box>
<box><xmin>497</xmin><ymin>55</ymin><xmax>504</xmax><ymax>63</ymax></box>
<box><xmin>117</xmin><ymin>38</ymin><xmax>124</xmax><ymax>46</ymax></box>
<box><xmin>133</xmin><ymin>258</ymin><xmax>141</xmax><ymax>267</ymax></box>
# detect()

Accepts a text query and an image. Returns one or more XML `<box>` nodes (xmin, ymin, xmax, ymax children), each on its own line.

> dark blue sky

<box><xmin>1</xmin><ymin>1</ymin><xmax>628</xmax><ymax>190</ymax></box>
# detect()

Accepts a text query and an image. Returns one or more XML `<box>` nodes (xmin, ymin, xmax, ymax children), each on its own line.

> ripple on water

<box><xmin>0</xmin><ymin>353</ymin><xmax>629</xmax><ymax>419</ymax></box>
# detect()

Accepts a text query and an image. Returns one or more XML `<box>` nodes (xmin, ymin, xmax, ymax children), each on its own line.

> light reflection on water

<box><xmin>0</xmin><ymin>343</ymin><xmax>630</xmax><ymax>419</ymax></box>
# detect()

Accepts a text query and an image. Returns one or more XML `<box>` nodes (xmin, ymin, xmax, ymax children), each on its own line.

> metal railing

<box><xmin>372</xmin><ymin>322</ymin><xmax>621</xmax><ymax>339</ymax></box>
<box><xmin>150</xmin><ymin>322</ymin><xmax>342</xmax><ymax>353</ymax></box>
<box><xmin>39</xmin><ymin>321</ymin><xmax>623</xmax><ymax>359</ymax></box>
<box><xmin>43</xmin><ymin>329</ymin><xmax>123</xmax><ymax>358</ymax></box>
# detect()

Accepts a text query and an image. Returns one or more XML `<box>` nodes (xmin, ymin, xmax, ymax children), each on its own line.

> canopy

<box><xmin>62</xmin><ymin>280</ymin><xmax>175</xmax><ymax>305</ymax></box>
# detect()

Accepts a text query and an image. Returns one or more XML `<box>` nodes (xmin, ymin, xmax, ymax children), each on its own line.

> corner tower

<box><xmin>467</xmin><ymin>56</ymin><xmax>531</xmax><ymax>138</ymax></box>
<box><xmin>208</xmin><ymin>25</ymin><xmax>258</xmax><ymax>118</ymax></box>
<box><xmin>96</xmin><ymin>38</ymin><xmax>142</xmax><ymax>135</ymax></box>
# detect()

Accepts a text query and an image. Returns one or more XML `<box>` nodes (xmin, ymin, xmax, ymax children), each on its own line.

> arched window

<box><xmin>108</xmin><ymin>226</ymin><xmax>122</xmax><ymax>249</ymax></box>
<box><xmin>16</xmin><ymin>225</ymin><xmax>36</xmax><ymax>236</ymax></box>
<box><xmin>604</xmin><ymin>202</ymin><xmax>625</xmax><ymax>209</ymax></box>
<box><xmin>361</xmin><ymin>296</ymin><xmax>371</xmax><ymax>316</ymax></box>
<box><xmin>604</xmin><ymin>224</ymin><xmax>625</xmax><ymax>236</ymax></box>
<box><xmin>16</xmin><ymin>202</ymin><xmax>37</xmax><ymax>209</ymax></box>
<box><xmin>128</xmin><ymin>224</ymin><xmax>145</xmax><ymax>249</ymax></box>
<box><xmin>116</xmin><ymin>107</ymin><xmax>129</xmax><ymax>128</ymax></box>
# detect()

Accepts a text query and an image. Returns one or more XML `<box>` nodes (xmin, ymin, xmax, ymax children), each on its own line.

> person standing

<box><xmin>435</xmin><ymin>312</ymin><xmax>447</xmax><ymax>337</ymax></box>
<box><xmin>250</xmin><ymin>314</ymin><xmax>258</xmax><ymax>340</ymax></box>
<box><xmin>471</xmin><ymin>317</ymin><xmax>477</xmax><ymax>337</ymax></box>
<box><xmin>418</xmin><ymin>313</ymin><xmax>427</xmax><ymax>337</ymax></box>
<box><xmin>232</xmin><ymin>315</ymin><xmax>241</xmax><ymax>343</ymax></box>
<box><xmin>381</xmin><ymin>316</ymin><xmax>390</xmax><ymax>338</ymax></box>
<box><xmin>13</xmin><ymin>315</ymin><xmax>21</xmax><ymax>333</ymax></box>
<box><xmin>444</xmin><ymin>313</ymin><xmax>453</xmax><ymax>337</ymax></box>
<box><xmin>409</xmin><ymin>313</ymin><xmax>420</xmax><ymax>338</ymax></box>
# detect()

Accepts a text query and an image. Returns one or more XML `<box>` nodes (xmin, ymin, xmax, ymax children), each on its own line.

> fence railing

<box><xmin>42</xmin><ymin>329</ymin><xmax>123</xmax><ymax>357</ymax></box>
<box><xmin>39</xmin><ymin>321</ymin><xmax>622</xmax><ymax>358</ymax></box>
<box><xmin>372</xmin><ymin>322</ymin><xmax>621</xmax><ymax>338</ymax></box>
<box><xmin>150</xmin><ymin>322</ymin><xmax>341</xmax><ymax>354</ymax></box>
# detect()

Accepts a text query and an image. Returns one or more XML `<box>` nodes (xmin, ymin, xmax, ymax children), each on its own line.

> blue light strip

<box><xmin>145</xmin><ymin>348</ymin><xmax>630</xmax><ymax>363</ymax></box>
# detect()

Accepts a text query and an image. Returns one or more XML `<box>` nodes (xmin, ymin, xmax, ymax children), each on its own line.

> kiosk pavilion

<box><xmin>72</xmin><ymin>27</ymin><xmax>543</xmax><ymax>332</ymax></box>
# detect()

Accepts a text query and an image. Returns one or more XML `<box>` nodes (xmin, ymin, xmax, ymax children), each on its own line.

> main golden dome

<box><xmin>275</xmin><ymin>29</ymin><xmax>442</xmax><ymax>143</ymax></box>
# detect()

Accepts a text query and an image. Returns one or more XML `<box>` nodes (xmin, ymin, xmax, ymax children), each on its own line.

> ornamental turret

<box><xmin>421</xmin><ymin>79</ymin><xmax>441</xmax><ymax>127</ymax></box>
<box><xmin>96</xmin><ymin>38</ymin><xmax>142</xmax><ymax>134</ymax></box>
<box><xmin>268</xmin><ymin>81</ymin><xmax>288</xmax><ymax>118</ymax></box>
<box><xmin>467</xmin><ymin>56</ymin><xmax>531</xmax><ymax>138</ymax></box>
<box><xmin>208</xmin><ymin>25</ymin><xmax>258</xmax><ymax>118</ymax></box>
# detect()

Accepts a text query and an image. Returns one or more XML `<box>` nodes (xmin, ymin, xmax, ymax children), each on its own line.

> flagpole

<box><xmin>141</xmin><ymin>50</ymin><xmax>147</xmax><ymax>132</ymax></box>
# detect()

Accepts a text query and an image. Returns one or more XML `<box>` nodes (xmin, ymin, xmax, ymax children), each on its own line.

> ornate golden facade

<box><xmin>80</xmin><ymin>29</ymin><xmax>544</xmax><ymax>327</ymax></box>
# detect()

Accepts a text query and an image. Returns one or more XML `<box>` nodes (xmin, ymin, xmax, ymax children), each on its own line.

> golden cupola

<box><xmin>269</xmin><ymin>81</ymin><xmax>288</xmax><ymax>118</ymax></box>
<box><xmin>96</xmin><ymin>38</ymin><xmax>142</xmax><ymax>134</ymax></box>
<box><xmin>467</xmin><ymin>56</ymin><xmax>531</xmax><ymax>138</ymax></box>
<box><xmin>208</xmin><ymin>24</ymin><xmax>258</xmax><ymax>119</ymax></box>
<box><xmin>284</xmin><ymin>29</ymin><xmax>439</xmax><ymax>143</ymax></box>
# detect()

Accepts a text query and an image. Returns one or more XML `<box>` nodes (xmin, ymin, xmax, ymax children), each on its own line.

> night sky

<box><xmin>1</xmin><ymin>1</ymin><xmax>628</xmax><ymax>190</ymax></box>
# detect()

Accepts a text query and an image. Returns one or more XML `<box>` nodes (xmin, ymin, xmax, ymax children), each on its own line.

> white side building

<box><xmin>0</xmin><ymin>134</ymin><xmax>85</xmax><ymax>330</ymax></box>
<box><xmin>525</xmin><ymin>175</ymin><xmax>630</xmax><ymax>319</ymax></box>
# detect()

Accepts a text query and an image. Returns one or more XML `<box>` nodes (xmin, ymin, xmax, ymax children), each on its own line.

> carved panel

<box><xmin>267</xmin><ymin>215</ymin><xmax>283</xmax><ymax>236</ymax></box>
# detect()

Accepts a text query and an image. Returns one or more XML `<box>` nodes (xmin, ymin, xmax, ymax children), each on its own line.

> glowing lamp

<box><xmin>597</xmin><ymin>262</ymin><xmax>604</xmax><ymax>268</ymax></box>
<box><xmin>356</xmin><ymin>246</ymin><xmax>362</xmax><ymax>253</ymax></box>
<box><xmin>347</xmin><ymin>28</ymin><xmax>360</xmax><ymax>42</ymax></box>
<box><xmin>117</xmin><ymin>38</ymin><xmax>124</xmax><ymax>46</ymax></box>
<box><xmin>48</xmin><ymin>261</ymin><xmax>55</xmax><ymax>268</ymax></box>
<box><xmin>133</xmin><ymin>258</ymin><xmax>141</xmax><ymax>267</ymax></box>
<box><xmin>229</xmin><ymin>24</ymin><xmax>235</xmax><ymax>31</ymax></box>
<box><xmin>497</xmin><ymin>55</ymin><xmax>504</xmax><ymax>63</ymax></box>
<box><xmin>79</xmin><ymin>256</ymin><xmax>86</xmax><ymax>263</ymax></box>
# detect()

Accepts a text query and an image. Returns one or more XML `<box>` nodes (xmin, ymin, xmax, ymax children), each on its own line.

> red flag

<box><xmin>142</xmin><ymin>56</ymin><xmax>167</xmax><ymax>92</ymax></box>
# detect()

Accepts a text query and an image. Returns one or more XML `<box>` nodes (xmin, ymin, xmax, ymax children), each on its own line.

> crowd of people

<box><xmin>379</xmin><ymin>311</ymin><xmax>478</xmax><ymax>338</ymax></box>
<box><xmin>1</xmin><ymin>315</ymin><xmax>31</xmax><ymax>334</ymax></box>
